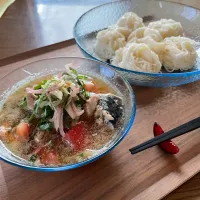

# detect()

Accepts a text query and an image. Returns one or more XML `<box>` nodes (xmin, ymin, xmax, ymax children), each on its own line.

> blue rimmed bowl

<box><xmin>74</xmin><ymin>0</ymin><xmax>200</xmax><ymax>87</ymax></box>
<box><xmin>0</xmin><ymin>57</ymin><xmax>136</xmax><ymax>171</ymax></box>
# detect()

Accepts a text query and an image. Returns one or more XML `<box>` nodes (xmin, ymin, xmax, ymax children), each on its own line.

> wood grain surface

<box><xmin>0</xmin><ymin>0</ymin><xmax>117</xmax><ymax>60</ymax></box>
<box><xmin>164</xmin><ymin>174</ymin><xmax>200</xmax><ymax>200</ymax></box>
<box><xmin>0</xmin><ymin>43</ymin><xmax>199</xmax><ymax>200</ymax></box>
<box><xmin>0</xmin><ymin>0</ymin><xmax>199</xmax><ymax>61</ymax></box>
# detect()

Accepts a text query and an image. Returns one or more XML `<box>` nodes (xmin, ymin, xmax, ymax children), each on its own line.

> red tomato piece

<box><xmin>84</xmin><ymin>81</ymin><xmax>95</xmax><ymax>92</ymax></box>
<box><xmin>40</xmin><ymin>149</ymin><xmax>58</xmax><ymax>165</ymax></box>
<box><xmin>16</xmin><ymin>122</ymin><xmax>30</xmax><ymax>141</ymax></box>
<box><xmin>64</xmin><ymin>122</ymin><xmax>87</xmax><ymax>151</ymax></box>
<box><xmin>0</xmin><ymin>126</ymin><xmax>15</xmax><ymax>142</ymax></box>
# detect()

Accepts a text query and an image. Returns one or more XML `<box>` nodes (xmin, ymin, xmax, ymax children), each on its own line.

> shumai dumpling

<box><xmin>148</xmin><ymin>19</ymin><xmax>183</xmax><ymax>38</ymax></box>
<box><xmin>116</xmin><ymin>12</ymin><xmax>144</xmax><ymax>32</ymax></box>
<box><xmin>111</xmin><ymin>43</ymin><xmax>162</xmax><ymax>73</ymax></box>
<box><xmin>127</xmin><ymin>27</ymin><xmax>165</xmax><ymax>57</ymax></box>
<box><xmin>163</xmin><ymin>36</ymin><xmax>197</xmax><ymax>71</ymax></box>
<box><xmin>94</xmin><ymin>28</ymin><xmax>126</xmax><ymax>60</ymax></box>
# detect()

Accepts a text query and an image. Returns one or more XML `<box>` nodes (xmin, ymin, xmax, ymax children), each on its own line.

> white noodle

<box><xmin>163</xmin><ymin>36</ymin><xmax>197</xmax><ymax>71</ymax></box>
<box><xmin>111</xmin><ymin>43</ymin><xmax>162</xmax><ymax>73</ymax></box>
<box><xmin>148</xmin><ymin>19</ymin><xmax>183</xmax><ymax>38</ymax></box>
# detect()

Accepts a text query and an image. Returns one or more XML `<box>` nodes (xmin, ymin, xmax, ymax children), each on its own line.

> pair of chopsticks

<box><xmin>129</xmin><ymin>116</ymin><xmax>200</xmax><ymax>155</ymax></box>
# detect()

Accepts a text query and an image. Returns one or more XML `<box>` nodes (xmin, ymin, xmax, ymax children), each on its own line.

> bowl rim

<box><xmin>0</xmin><ymin>56</ymin><xmax>136</xmax><ymax>172</ymax></box>
<box><xmin>73</xmin><ymin>0</ymin><xmax>200</xmax><ymax>78</ymax></box>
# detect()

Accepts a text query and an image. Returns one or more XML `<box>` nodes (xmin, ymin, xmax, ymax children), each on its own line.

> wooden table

<box><xmin>0</xmin><ymin>0</ymin><xmax>198</xmax><ymax>62</ymax></box>
<box><xmin>0</xmin><ymin>0</ymin><xmax>199</xmax><ymax>199</ymax></box>
<box><xmin>0</xmin><ymin>42</ymin><xmax>199</xmax><ymax>200</ymax></box>
<box><xmin>0</xmin><ymin>0</ymin><xmax>118</xmax><ymax>60</ymax></box>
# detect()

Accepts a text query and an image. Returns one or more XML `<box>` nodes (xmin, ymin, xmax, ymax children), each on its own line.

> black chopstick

<box><xmin>129</xmin><ymin>116</ymin><xmax>200</xmax><ymax>155</ymax></box>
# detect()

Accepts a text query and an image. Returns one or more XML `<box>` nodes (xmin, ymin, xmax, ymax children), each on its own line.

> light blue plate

<box><xmin>74</xmin><ymin>0</ymin><xmax>200</xmax><ymax>87</ymax></box>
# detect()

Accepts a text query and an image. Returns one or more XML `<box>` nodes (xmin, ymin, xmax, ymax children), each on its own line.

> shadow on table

<box><xmin>132</xmin><ymin>86</ymin><xmax>164</xmax><ymax>106</ymax></box>
<box><xmin>132</xmin><ymin>80</ymin><xmax>200</xmax><ymax>107</ymax></box>
<box><xmin>1</xmin><ymin>153</ymin><xmax>121</xmax><ymax>199</ymax></box>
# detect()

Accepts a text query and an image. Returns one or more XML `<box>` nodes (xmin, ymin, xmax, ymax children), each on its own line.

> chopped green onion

<box><xmin>34</xmin><ymin>80</ymin><xmax>48</xmax><ymax>90</ymax></box>
<box><xmin>28</xmin><ymin>113</ymin><xmax>36</xmax><ymax>123</ymax></box>
<box><xmin>42</xmin><ymin>106</ymin><xmax>54</xmax><ymax>119</ymax></box>
<box><xmin>20</xmin><ymin>96</ymin><xmax>27</xmax><ymax>107</ymax></box>
<box><xmin>28</xmin><ymin>154</ymin><xmax>37</xmax><ymax>162</ymax></box>
<box><xmin>78</xmin><ymin>75</ymin><xmax>88</xmax><ymax>80</ymax></box>
<box><xmin>69</xmin><ymin>67</ymin><xmax>78</xmax><ymax>76</ymax></box>
<box><xmin>79</xmin><ymin>153</ymin><xmax>84</xmax><ymax>158</ymax></box>
<box><xmin>39</xmin><ymin>122</ymin><xmax>54</xmax><ymax>131</ymax></box>
<box><xmin>34</xmin><ymin>80</ymin><xmax>51</xmax><ymax>115</ymax></box>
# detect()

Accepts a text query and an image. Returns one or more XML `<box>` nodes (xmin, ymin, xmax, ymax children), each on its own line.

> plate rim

<box><xmin>74</xmin><ymin>0</ymin><xmax>200</xmax><ymax>78</ymax></box>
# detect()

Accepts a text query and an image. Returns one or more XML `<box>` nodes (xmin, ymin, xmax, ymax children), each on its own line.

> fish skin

<box><xmin>97</xmin><ymin>93</ymin><xmax>123</xmax><ymax>125</ymax></box>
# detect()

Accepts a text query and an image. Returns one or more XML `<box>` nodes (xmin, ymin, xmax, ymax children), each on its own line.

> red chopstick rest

<box><xmin>153</xmin><ymin>122</ymin><xmax>179</xmax><ymax>154</ymax></box>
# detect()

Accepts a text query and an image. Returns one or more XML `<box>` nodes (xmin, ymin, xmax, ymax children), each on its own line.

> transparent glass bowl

<box><xmin>0</xmin><ymin>57</ymin><xmax>136</xmax><ymax>171</ymax></box>
<box><xmin>74</xmin><ymin>0</ymin><xmax>200</xmax><ymax>87</ymax></box>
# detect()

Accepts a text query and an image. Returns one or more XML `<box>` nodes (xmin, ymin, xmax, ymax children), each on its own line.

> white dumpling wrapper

<box><xmin>116</xmin><ymin>12</ymin><xmax>144</xmax><ymax>32</ymax></box>
<box><xmin>111</xmin><ymin>43</ymin><xmax>162</xmax><ymax>73</ymax></box>
<box><xmin>127</xmin><ymin>27</ymin><xmax>165</xmax><ymax>58</ymax></box>
<box><xmin>148</xmin><ymin>19</ymin><xmax>183</xmax><ymax>38</ymax></box>
<box><xmin>94</xmin><ymin>28</ymin><xmax>126</xmax><ymax>60</ymax></box>
<box><xmin>163</xmin><ymin>36</ymin><xmax>197</xmax><ymax>71</ymax></box>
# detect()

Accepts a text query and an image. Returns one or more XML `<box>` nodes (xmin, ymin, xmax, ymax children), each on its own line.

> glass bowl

<box><xmin>74</xmin><ymin>0</ymin><xmax>200</xmax><ymax>87</ymax></box>
<box><xmin>0</xmin><ymin>57</ymin><xmax>136</xmax><ymax>171</ymax></box>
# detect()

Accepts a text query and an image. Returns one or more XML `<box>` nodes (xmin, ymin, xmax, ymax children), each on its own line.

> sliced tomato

<box><xmin>6</xmin><ymin>133</ymin><xmax>16</xmax><ymax>143</ymax></box>
<box><xmin>84</xmin><ymin>81</ymin><xmax>95</xmax><ymax>92</ymax></box>
<box><xmin>90</xmin><ymin>79</ymin><xmax>111</xmax><ymax>94</ymax></box>
<box><xmin>64</xmin><ymin>121</ymin><xmax>88</xmax><ymax>151</ymax></box>
<box><xmin>16</xmin><ymin>122</ymin><xmax>30</xmax><ymax>141</ymax></box>
<box><xmin>40</xmin><ymin>149</ymin><xmax>58</xmax><ymax>165</ymax></box>
<box><xmin>0</xmin><ymin>126</ymin><xmax>15</xmax><ymax>143</ymax></box>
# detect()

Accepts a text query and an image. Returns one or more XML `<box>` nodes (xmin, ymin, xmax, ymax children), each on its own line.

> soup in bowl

<box><xmin>0</xmin><ymin>57</ymin><xmax>136</xmax><ymax>171</ymax></box>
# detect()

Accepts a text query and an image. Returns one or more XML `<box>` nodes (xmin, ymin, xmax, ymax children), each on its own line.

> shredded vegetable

<box><xmin>21</xmin><ymin>66</ymin><xmax>91</xmax><ymax>137</ymax></box>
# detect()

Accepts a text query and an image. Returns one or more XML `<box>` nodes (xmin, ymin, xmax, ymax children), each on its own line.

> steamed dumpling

<box><xmin>111</xmin><ymin>43</ymin><xmax>162</xmax><ymax>73</ymax></box>
<box><xmin>163</xmin><ymin>36</ymin><xmax>197</xmax><ymax>71</ymax></box>
<box><xmin>127</xmin><ymin>27</ymin><xmax>165</xmax><ymax>57</ymax></box>
<box><xmin>116</xmin><ymin>12</ymin><xmax>144</xmax><ymax>32</ymax></box>
<box><xmin>94</xmin><ymin>28</ymin><xmax>126</xmax><ymax>60</ymax></box>
<box><xmin>148</xmin><ymin>19</ymin><xmax>183</xmax><ymax>38</ymax></box>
